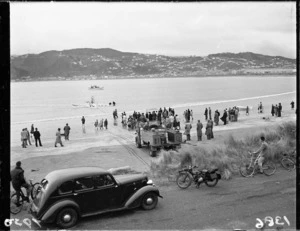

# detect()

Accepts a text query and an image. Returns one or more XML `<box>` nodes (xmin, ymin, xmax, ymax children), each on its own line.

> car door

<box><xmin>92</xmin><ymin>174</ymin><xmax>120</xmax><ymax>211</ymax></box>
<box><xmin>72</xmin><ymin>177</ymin><xmax>97</xmax><ymax>214</ymax></box>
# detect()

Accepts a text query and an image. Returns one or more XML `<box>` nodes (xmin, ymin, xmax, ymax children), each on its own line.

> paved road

<box><xmin>10</xmin><ymin>169</ymin><xmax>296</xmax><ymax>230</ymax></box>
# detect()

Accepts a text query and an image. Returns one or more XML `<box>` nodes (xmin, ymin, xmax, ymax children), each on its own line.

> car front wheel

<box><xmin>56</xmin><ymin>207</ymin><xmax>78</xmax><ymax>229</ymax></box>
<box><xmin>141</xmin><ymin>192</ymin><xmax>158</xmax><ymax>210</ymax></box>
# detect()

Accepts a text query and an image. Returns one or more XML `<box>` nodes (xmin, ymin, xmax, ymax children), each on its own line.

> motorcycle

<box><xmin>176</xmin><ymin>165</ymin><xmax>221</xmax><ymax>189</ymax></box>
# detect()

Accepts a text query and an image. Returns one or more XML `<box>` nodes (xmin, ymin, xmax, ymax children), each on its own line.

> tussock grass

<box><xmin>150</xmin><ymin>121</ymin><xmax>296</xmax><ymax>181</ymax></box>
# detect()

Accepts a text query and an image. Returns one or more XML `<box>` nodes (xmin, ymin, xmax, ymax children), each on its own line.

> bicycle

<box><xmin>281</xmin><ymin>149</ymin><xmax>296</xmax><ymax>171</ymax></box>
<box><xmin>10</xmin><ymin>179</ymin><xmax>41</xmax><ymax>214</ymax></box>
<box><xmin>239</xmin><ymin>152</ymin><xmax>276</xmax><ymax>177</ymax></box>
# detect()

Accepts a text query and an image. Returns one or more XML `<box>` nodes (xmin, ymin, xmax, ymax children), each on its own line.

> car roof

<box><xmin>45</xmin><ymin>167</ymin><xmax>109</xmax><ymax>186</ymax></box>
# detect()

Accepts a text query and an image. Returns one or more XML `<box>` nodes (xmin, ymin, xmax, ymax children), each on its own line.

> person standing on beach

<box><xmin>221</xmin><ymin>110</ymin><xmax>227</xmax><ymax>125</ymax></box>
<box><xmin>274</xmin><ymin>104</ymin><xmax>278</xmax><ymax>116</ymax></box>
<box><xmin>259</xmin><ymin>102</ymin><xmax>263</xmax><ymax>113</ymax></box>
<box><xmin>30</xmin><ymin>124</ymin><xmax>34</xmax><ymax>141</ymax></box>
<box><xmin>204</xmin><ymin>108</ymin><xmax>208</xmax><ymax>121</ymax></box>
<box><xmin>104</xmin><ymin>119</ymin><xmax>108</xmax><ymax>129</ymax></box>
<box><xmin>208</xmin><ymin>107</ymin><xmax>212</xmax><ymax>120</ymax></box>
<box><xmin>184</xmin><ymin>123</ymin><xmax>192</xmax><ymax>141</ymax></box>
<box><xmin>33</xmin><ymin>128</ymin><xmax>42</xmax><ymax>147</ymax></box>
<box><xmin>94</xmin><ymin>120</ymin><xmax>99</xmax><ymax>131</ymax></box>
<box><xmin>21</xmin><ymin>129</ymin><xmax>27</xmax><ymax>148</ymax></box>
<box><xmin>81</xmin><ymin>116</ymin><xmax>86</xmax><ymax>133</ymax></box>
<box><xmin>214</xmin><ymin>110</ymin><xmax>219</xmax><ymax>125</ymax></box>
<box><xmin>246</xmin><ymin>106</ymin><xmax>249</xmax><ymax>116</ymax></box>
<box><xmin>205</xmin><ymin>119</ymin><xmax>214</xmax><ymax>140</ymax></box>
<box><xmin>99</xmin><ymin>118</ymin><xmax>104</xmax><ymax>130</ymax></box>
<box><xmin>64</xmin><ymin>123</ymin><xmax>71</xmax><ymax>140</ymax></box>
<box><xmin>271</xmin><ymin>104</ymin><xmax>275</xmax><ymax>116</ymax></box>
<box><xmin>190</xmin><ymin>110</ymin><xmax>193</xmax><ymax>122</ymax></box>
<box><xmin>290</xmin><ymin>101</ymin><xmax>295</xmax><ymax>110</ymax></box>
<box><xmin>196</xmin><ymin>120</ymin><xmax>203</xmax><ymax>141</ymax></box>
<box><xmin>55</xmin><ymin>128</ymin><xmax>64</xmax><ymax>147</ymax></box>
<box><xmin>25</xmin><ymin>128</ymin><xmax>31</xmax><ymax>146</ymax></box>
<box><xmin>278</xmin><ymin>103</ymin><xmax>282</xmax><ymax>117</ymax></box>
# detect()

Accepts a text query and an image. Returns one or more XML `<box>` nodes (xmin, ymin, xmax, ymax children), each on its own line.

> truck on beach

<box><xmin>135</xmin><ymin>121</ymin><xmax>182</xmax><ymax>157</ymax></box>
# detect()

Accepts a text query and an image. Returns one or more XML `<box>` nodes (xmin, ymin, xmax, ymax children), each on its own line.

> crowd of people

<box><xmin>271</xmin><ymin>103</ymin><xmax>282</xmax><ymax>117</ymax></box>
<box><xmin>20</xmin><ymin>99</ymin><xmax>295</xmax><ymax>149</ymax></box>
<box><xmin>20</xmin><ymin>125</ymin><xmax>42</xmax><ymax>148</ymax></box>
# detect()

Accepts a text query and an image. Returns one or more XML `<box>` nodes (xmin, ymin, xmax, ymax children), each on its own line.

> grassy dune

<box><xmin>150</xmin><ymin>121</ymin><xmax>296</xmax><ymax>180</ymax></box>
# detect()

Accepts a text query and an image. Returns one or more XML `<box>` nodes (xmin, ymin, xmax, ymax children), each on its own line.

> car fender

<box><xmin>125</xmin><ymin>185</ymin><xmax>162</xmax><ymax>209</ymax></box>
<box><xmin>41</xmin><ymin>200</ymin><xmax>80</xmax><ymax>223</ymax></box>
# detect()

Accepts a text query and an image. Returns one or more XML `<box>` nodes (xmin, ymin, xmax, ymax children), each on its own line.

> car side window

<box><xmin>94</xmin><ymin>174</ymin><xmax>114</xmax><ymax>188</ymax></box>
<box><xmin>74</xmin><ymin>177</ymin><xmax>94</xmax><ymax>192</ymax></box>
<box><xmin>58</xmin><ymin>180</ymin><xmax>74</xmax><ymax>194</ymax></box>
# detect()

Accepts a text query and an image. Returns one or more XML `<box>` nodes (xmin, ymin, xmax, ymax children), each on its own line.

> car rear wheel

<box><xmin>141</xmin><ymin>192</ymin><xmax>158</xmax><ymax>210</ymax></box>
<box><xmin>56</xmin><ymin>207</ymin><xmax>78</xmax><ymax>229</ymax></box>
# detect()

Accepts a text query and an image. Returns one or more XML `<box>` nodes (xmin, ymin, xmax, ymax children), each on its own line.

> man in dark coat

<box><xmin>196</xmin><ymin>120</ymin><xmax>203</xmax><ymax>141</ymax></box>
<box><xmin>204</xmin><ymin>108</ymin><xmax>208</xmax><ymax>121</ymax></box>
<box><xmin>64</xmin><ymin>123</ymin><xmax>71</xmax><ymax>140</ymax></box>
<box><xmin>278</xmin><ymin>103</ymin><xmax>282</xmax><ymax>117</ymax></box>
<box><xmin>104</xmin><ymin>119</ymin><xmax>108</xmax><ymax>129</ymax></box>
<box><xmin>10</xmin><ymin>161</ymin><xmax>31</xmax><ymax>206</ymax></box>
<box><xmin>290</xmin><ymin>101</ymin><xmax>294</xmax><ymax>109</ymax></box>
<box><xmin>271</xmin><ymin>104</ymin><xmax>275</xmax><ymax>116</ymax></box>
<box><xmin>33</xmin><ymin>128</ymin><xmax>42</xmax><ymax>147</ymax></box>
<box><xmin>81</xmin><ymin>116</ymin><xmax>86</xmax><ymax>133</ymax></box>
<box><xmin>209</xmin><ymin>107</ymin><xmax>212</xmax><ymax>120</ymax></box>
<box><xmin>221</xmin><ymin>110</ymin><xmax>228</xmax><ymax>125</ymax></box>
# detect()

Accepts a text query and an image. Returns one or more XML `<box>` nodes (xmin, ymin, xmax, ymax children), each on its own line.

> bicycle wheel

<box><xmin>239</xmin><ymin>162</ymin><xmax>254</xmax><ymax>177</ymax></box>
<box><xmin>10</xmin><ymin>193</ymin><xmax>24</xmax><ymax>214</ymax></box>
<box><xmin>176</xmin><ymin>172</ymin><xmax>193</xmax><ymax>189</ymax></box>
<box><xmin>263</xmin><ymin>161</ymin><xmax>276</xmax><ymax>176</ymax></box>
<box><xmin>31</xmin><ymin>183</ymin><xmax>41</xmax><ymax>200</ymax></box>
<box><xmin>281</xmin><ymin>158</ymin><xmax>295</xmax><ymax>171</ymax></box>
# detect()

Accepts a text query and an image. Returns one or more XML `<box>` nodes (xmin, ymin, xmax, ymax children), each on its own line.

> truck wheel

<box><xmin>141</xmin><ymin>192</ymin><xmax>158</xmax><ymax>210</ymax></box>
<box><xmin>56</xmin><ymin>207</ymin><xmax>78</xmax><ymax>229</ymax></box>
<box><xmin>150</xmin><ymin>150</ymin><xmax>156</xmax><ymax>157</ymax></box>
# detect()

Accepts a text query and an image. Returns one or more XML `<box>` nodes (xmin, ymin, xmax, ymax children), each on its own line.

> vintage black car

<box><xmin>30</xmin><ymin>167</ymin><xmax>162</xmax><ymax>228</ymax></box>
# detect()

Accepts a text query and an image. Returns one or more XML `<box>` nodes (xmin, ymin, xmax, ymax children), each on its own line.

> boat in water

<box><xmin>89</xmin><ymin>85</ymin><xmax>104</xmax><ymax>90</ymax></box>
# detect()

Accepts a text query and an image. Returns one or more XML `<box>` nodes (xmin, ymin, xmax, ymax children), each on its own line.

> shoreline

<box><xmin>11</xmin><ymin>73</ymin><xmax>296</xmax><ymax>82</ymax></box>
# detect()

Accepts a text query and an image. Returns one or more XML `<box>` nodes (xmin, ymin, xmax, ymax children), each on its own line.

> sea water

<box><xmin>11</xmin><ymin>76</ymin><xmax>296</xmax><ymax>147</ymax></box>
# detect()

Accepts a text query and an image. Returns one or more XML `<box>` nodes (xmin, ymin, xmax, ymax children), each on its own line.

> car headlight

<box><xmin>147</xmin><ymin>179</ymin><xmax>154</xmax><ymax>185</ymax></box>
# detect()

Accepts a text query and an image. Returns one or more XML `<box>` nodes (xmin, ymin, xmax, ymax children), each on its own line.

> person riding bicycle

<box><xmin>252</xmin><ymin>136</ymin><xmax>269</xmax><ymax>174</ymax></box>
<box><xmin>10</xmin><ymin>161</ymin><xmax>31</xmax><ymax>206</ymax></box>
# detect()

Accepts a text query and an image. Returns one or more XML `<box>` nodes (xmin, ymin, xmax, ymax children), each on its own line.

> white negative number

<box><xmin>23</xmin><ymin>218</ymin><xmax>32</xmax><ymax>229</ymax></box>
<box><xmin>275</xmin><ymin>216</ymin><xmax>285</xmax><ymax>226</ymax></box>
<box><xmin>255</xmin><ymin>218</ymin><xmax>264</xmax><ymax>229</ymax></box>
<box><xmin>264</xmin><ymin>216</ymin><xmax>274</xmax><ymax>227</ymax></box>
<box><xmin>283</xmin><ymin>216</ymin><xmax>290</xmax><ymax>226</ymax></box>
<box><xmin>4</xmin><ymin>219</ymin><xmax>13</xmax><ymax>227</ymax></box>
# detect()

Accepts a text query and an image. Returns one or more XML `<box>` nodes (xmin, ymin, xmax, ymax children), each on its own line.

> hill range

<box><xmin>11</xmin><ymin>48</ymin><xmax>296</xmax><ymax>81</ymax></box>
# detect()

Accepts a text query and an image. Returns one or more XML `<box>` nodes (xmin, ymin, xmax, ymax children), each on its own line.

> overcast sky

<box><xmin>10</xmin><ymin>2</ymin><xmax>296</xmax><ymax>58</ymax></box>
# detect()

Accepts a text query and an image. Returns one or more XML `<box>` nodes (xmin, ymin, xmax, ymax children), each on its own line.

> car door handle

<box><xmin>73</xmin><ymin>193</ymin><xmax>78</xmax><ymax>196</ymax></box>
